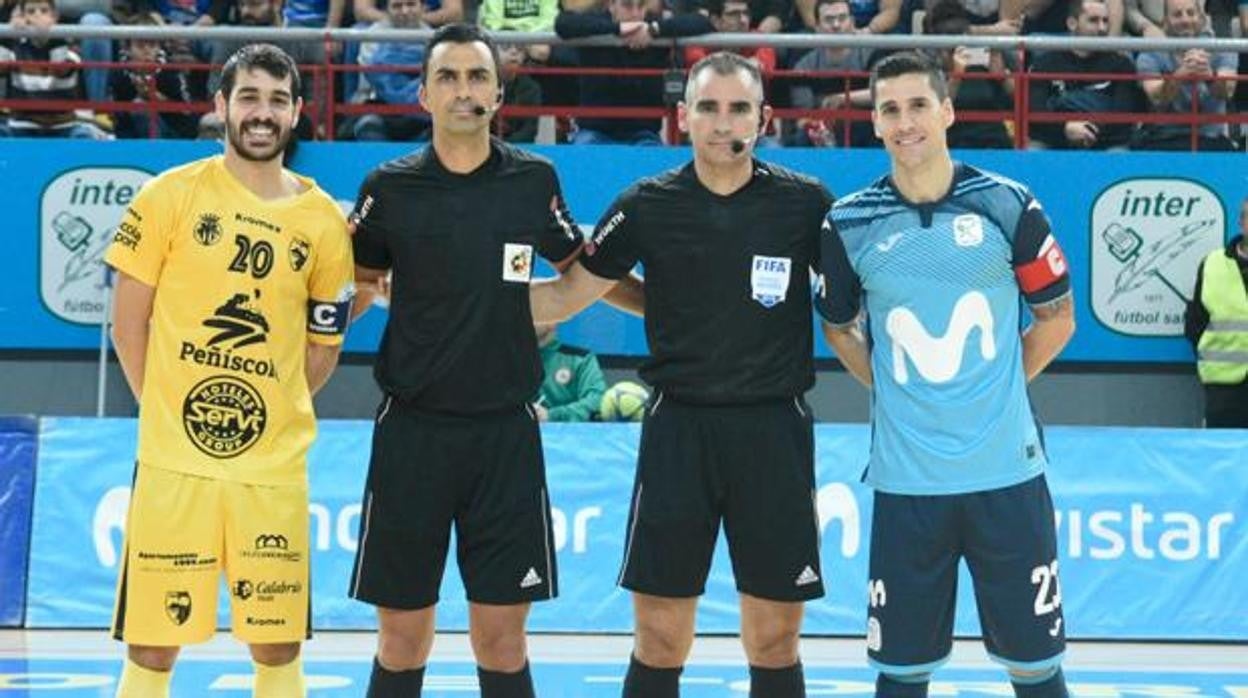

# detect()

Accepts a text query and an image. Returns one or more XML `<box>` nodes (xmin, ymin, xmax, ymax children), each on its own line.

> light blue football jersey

<box><xmin>819</xmin><ymin>164</ymin><xmax>1068</xmax><ymax>495</ymax></box>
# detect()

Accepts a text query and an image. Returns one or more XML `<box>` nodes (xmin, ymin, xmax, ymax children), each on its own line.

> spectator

<box><xmin>205</xmin><ymin>0</ymin><xmax>319</xmax><ymax>136</ymax></box>
<box><xmin>1027</xmin><ymin>0</ymin><xmax>1143</xmax><ymax>148</ymax></box>
<box><xmin>533</xmin><ymin>323</ymin><xmax>607</xmax><ymax>422</ymax></box>
<box><xmin>685</xmin><ymin>0</ymin><xmax>778</xmax><ymax>75</ymax></box>
<box><xmin>1022</xmin><ymin>0</ymin><xmax>1124</xmax><ymax>34</ymax></box>
<box><xmin>354</xmin><ymin>0</ymin><xmax>462</xmax><ymax>28</ymax></box>
<box><xmin>496</xmin><ymin>43</ymin><xmax>542</xmax><ymax>142</ymax></box>
<box><xmin>555</xmin><ymin>0</ymin><xmax>712</xmax><ymax>145</ymax></box>
<box><xmin>0</xmin><ymin>0</ymin><xmax>111</xmax><ymax>138</ymax></box>
<box><xmin>797</xmin><ymin>0</ymin><xmax>903</xmax><ymax>32</ymax></box>
<box><xmin>1134</xmin><ymin>0</ymin><xmax>1238</xmax><ymax>150</ymax></box>
<box><xmin>926</xmin><ymin>0</ymin><xmax>1016</xmax><ymax>148</ymax></box>
<box><xmin>108</xmin><ymin>14</ymin><xmax>198</xmax><ymax>138</ymax></box>
<box><xmin>1124</xmin><ymin>0</ymin><xmax>1165</xmax><ymax>35</ymax></box>
<box><xmin>1185</xmin><ymin>195</ymin><xmax>1248</xmax><ymax>428</ymax></box>
<box><xmin>788</xmin><ymin>0</ymin><xmax>875</xmax><ymax>146</ymax></box>
<box><xmin>347</xmin><ymin>0</ymin><xmax>429</xmax><ymax>141</ymax></box>
<box><xmin>479</xmin><ymin>0</ymin><xmax>558</xmax><ymax>63</ymax></box>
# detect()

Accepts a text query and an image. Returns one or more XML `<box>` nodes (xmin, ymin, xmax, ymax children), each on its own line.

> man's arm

<box><xmin>305</xmin><ymin>343</ymin><xmax>342</xmax><ymax>394</ymax></box>
<box><xmin>111</xmin><ymin>272</ymin><xmax>156</xmax><ymax>400</ymax></box>
<box><xmin>425</xmin><ymin>0</ymin><xmax>465</xmax><ymax>25</ymax></box>
<box><xmin>353</xmin><ymin>0</ymin><xmax>388</xmax><ymax>23</ymax></box>
<box><xmin>1022</xmin><ymin>295</ymin><xmax>1075</xmax><ymax>382</ymax></box>
<box><xmin>555</xmin><ymin>9</ymin><xmax>619</xmax><ymax>37</ymax></box>
<box><xmin>822</xmin><ymin>318</ymin><xmax>872</xmax><ymax>388</ymax></box>
<box><xmin>1211</xmin><ymin>65</ymin><xmax>1237</xmax><ymax>102</ymax></box>
<box><xmin>351</xmin><ymin>264</ymin><xmax>390</xmax><ymax>321</ymax></box>
<box><xmin>603</xmin><ymin>271</ymin><xmax>645</xmax><ymax>317</ymax></box>
<box><xmin>1184</xmin><ymin>263</ymin><xmax>1207</xmax><ymax>350</ymax></box>
<box><xmin>531</xmin><ymin>261</ymin><xmax>621</xmax><ymax>324</ymax></box>
<box><xmin>865</xmin><ymin>0</ymin><xmax>901</xmax><ymax>33</ymax></box>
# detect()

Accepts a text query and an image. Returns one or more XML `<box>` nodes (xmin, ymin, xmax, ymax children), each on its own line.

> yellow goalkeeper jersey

<box><xmin>105</xmin><ymin>155</ymin><xmax>354</xmax><ymax>485</ymax></box>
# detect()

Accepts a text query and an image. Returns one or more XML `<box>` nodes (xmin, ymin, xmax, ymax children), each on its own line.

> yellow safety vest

<box><xmin>1196</xmin><ymin>247</ymin><xmax>1248</xmax><ymax>385</ymax></box>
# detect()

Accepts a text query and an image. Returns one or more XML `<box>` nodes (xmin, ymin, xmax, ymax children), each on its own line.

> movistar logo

<box><xmin>885</xmin><ymin>291</ymin><xmax>996</xmax><ymax>384</ymax></box>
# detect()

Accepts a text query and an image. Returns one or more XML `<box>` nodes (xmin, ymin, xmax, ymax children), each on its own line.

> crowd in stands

<box><xmin>0</xmin><ymin>0</ymin><xmax>1245</xmax><ymax>147</ymax></box>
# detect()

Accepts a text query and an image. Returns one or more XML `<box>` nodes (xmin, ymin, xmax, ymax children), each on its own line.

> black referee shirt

<box><xmin>351</xmin><ymin>139</ymin><xmax>583</xmax><ymax>414</ymax></box>
<box><xmin>581</xmin><ymin>161</ymin><xmax>833</xmax><ymax>405</ymax></box>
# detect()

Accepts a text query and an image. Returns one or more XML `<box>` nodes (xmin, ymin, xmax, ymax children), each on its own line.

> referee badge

<box><xmin>503</xmin><ymin>243</ymin><xmax>534</xmax><ymax>283</ymax></box>
<box><xmin>750</xmin><ymin>255</ymin><xmax>791</xmax><ymax>308</ymax></box>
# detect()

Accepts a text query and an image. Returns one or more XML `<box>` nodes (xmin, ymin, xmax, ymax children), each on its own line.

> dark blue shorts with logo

<box><xmin>867</xmin><ymin>474</ymin><xmax>1066</xmax><ymax>675</ymax></box>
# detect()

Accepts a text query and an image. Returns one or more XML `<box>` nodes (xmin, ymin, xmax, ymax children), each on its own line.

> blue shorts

<box><xmin>867</xmin><ymin>475</ymin><xmax>1065</xmax><ymax>674</ymax></box>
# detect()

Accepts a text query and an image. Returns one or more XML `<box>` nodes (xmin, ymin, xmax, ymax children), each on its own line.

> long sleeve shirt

<box><xmin>555</xmin><ymin>9</ymin><xmax>713</xmax><ymax>136</ymax></box>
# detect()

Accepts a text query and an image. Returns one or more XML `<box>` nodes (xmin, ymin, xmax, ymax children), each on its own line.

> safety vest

<box><xmin>1196</xmin><ymin>247</ymin><xmax>1248</xmax><ymax>385</ymax></box>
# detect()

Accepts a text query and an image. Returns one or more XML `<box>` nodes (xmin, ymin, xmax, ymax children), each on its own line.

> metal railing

<box><xmin>1</xmin><ymin>25</ymin><xmax>1246</xmax><ymax>149</ymax></box>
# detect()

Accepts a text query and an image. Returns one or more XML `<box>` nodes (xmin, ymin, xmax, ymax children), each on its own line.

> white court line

<box><xmin>2</xmin><ymin>631</ymin><xmax>1247</xmax><ymax>674</ymax></box>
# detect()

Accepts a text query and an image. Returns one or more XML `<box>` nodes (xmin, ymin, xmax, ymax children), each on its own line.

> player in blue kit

<box><xmin>816</xmin><ymin>52</ymin><xmax>1077</xmax><ymax>698</ymax></box>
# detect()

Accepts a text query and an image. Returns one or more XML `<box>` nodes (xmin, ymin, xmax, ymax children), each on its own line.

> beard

<box><xmin>225</xmin><ymin>110</ymin><xmax>291</xmax><ymax>163</ymax></box>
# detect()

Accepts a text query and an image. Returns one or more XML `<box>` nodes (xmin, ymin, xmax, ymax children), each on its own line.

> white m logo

<box><xmin>816</xmin><ymin>483</ymin><xmax>861</xmax><ymax>557</ymax></box>
<box><xmin>885</xmin><ymin>291</ymin><xmax>996</xmax><ymax>385</ymax></box>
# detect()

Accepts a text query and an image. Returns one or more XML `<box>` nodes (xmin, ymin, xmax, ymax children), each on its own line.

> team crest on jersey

<box><xmin>750</xmin><ymin>255</ymin><xmax>791</xmax><ymax>308</ymax></box>
<box><xmin>289</xmin><ymin>235</ymin><xmax>311</xmax><ymax>272</ymax></box>
<box><xmin>953</xmin><ymin>214</ymin><xmax>984</xmax><ymax>247</ymax></box>
<box><xmin>165</xmin><ymin>590</ymin><xmax>192</xmax><ymax>625</ymax></box>
<box><xmin>554</xmin><ymin>367</ymin><xmax>572</xmax><ymax>385</ymax></box>
<box><xmin>503</xmin><ymin>243</ymin><xmax>533</xmax><ymax>283</ymax></box>
<box><xmin>194</xmin><ymin>213</ymin><xmax>223</xmax><ymax>246</ymax></box>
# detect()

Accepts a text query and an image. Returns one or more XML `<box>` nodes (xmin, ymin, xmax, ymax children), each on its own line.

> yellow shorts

<box><xmin>110</xmin><ymin>463</ymin><xmax>310</xmax><ymax>646</ymax></box>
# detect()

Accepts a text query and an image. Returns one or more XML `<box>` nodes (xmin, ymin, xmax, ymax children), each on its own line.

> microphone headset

<box><xmin>472</xmin><ymin>89</ymin><xmax>506</xmax><ymax>117</ymax></box>
<box><xmin>729</xmin><ymin>109</ymin><xmax>768</xmax><ymax>154</ymax></box>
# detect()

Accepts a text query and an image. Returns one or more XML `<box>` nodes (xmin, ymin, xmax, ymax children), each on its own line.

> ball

<box><xmin>599</xmin><ymin>381</ymin><xmax>650</xmax><ymax>422</ymax></box>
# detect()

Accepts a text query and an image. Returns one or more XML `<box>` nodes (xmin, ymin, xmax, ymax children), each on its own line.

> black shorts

<box><xmin>618</xmin><ymin>394</ymin><xmax>824</xmax><ymax>602</ymax></box>
<box><xmin>867</xmin><ymin>474</ymin><xmax>1066</xmax><ymax>674</ymax></box>
<box><xmin>349</xmin><ymin>398</ymin><xmax>557</xmax><ymax>609</ymax></box>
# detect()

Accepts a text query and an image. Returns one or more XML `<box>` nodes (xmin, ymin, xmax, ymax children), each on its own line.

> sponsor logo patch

<box><xmin>182</xmin><ymin>376</ymin><xmax>268</xmax><ymax>458</ymax></box>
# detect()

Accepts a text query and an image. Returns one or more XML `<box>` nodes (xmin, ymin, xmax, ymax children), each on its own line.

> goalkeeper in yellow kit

<box><xmin>104</xmin><ymin>44</ymin><xmax>354</xmax><ymax>698</ymax></box>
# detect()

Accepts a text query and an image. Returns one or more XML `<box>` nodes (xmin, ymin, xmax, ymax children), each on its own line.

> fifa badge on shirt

<box><xmin>751</xmin><ymin>255</ymin><xmax>791</xmax><ymax>308</ymax></box>
<box><xmin>953</xmin><ymin>214</ymin><xmax>984</xmax><ymax>247</ymax></box>
<box><xmin>503</xmin><ymin>243</ymin><xmax>534</xmax><ymax>283</ymax></box>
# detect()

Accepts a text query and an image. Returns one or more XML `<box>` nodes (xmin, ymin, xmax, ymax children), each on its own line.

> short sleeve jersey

<box><xmin>104</xmin><ymin>156</ymin><xmax>355</xmax><ymax>486</ymax></box>
<box><xmin>351</xmin><ymin>139</ymin><xmax>583</xmax><ymax>414</ymax></box>
<box><xmin>581</xmin><ymin>161</ymin><xmax>833</xmax><ymax>404</ymax></box>
<box><xmin>815</xmin><ymin>164</ymin><xmax>1071</xmax><ymax>495</ymax></box>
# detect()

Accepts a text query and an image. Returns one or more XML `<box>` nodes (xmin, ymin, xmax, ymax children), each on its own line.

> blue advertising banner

<box><xmin>0</xmin><ymin>415</ymin><xmax>38</xmax><ymax>627</ymax></box>
<box><xmin>25</xmin><ymin>418</ymin><xmax>1248</xmax><ymax>640</ymax></box>
<box><xmin>0</xmin><ymin>140</ymin><xmax>1243</xmax><ymax>361</ymax></box>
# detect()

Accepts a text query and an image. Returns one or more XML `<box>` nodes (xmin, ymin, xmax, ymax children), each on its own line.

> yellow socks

<box><xmin>115</xmin><ymin>658</ymin><xmax>172</xmax><ymax>698</ymax></box>
<box><xmin>253</xmin><ymin>656</ymin><xmax>306</xmax><ymax>698</ymax></box>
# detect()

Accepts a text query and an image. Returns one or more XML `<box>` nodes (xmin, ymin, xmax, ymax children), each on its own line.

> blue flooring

<box><xmin>2</xmin><ymin>659</ymin><xmax>1248</xmax><ymax>696</ymax></box>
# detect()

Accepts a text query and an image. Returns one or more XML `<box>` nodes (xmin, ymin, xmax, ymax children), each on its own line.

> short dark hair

<box><xmin>1068</xmin><ymin>0</ymin><xmax>1106</xmax><ymax>21</ymax></box>
<box><xmin>17</xmin><ymin>0</ymin><xmax>56</xmax><ymax>13</ymax></box>
<box><xmin>869</xmin><ymin>50</ymin><xmax>949</xmax><ymax>103</ymax></box>
<box><xmin>218</xmin><ymin>43</ymin><xmax>301</xmax><ymax>100</ymax></box>
<box><xmin>685</xmin><ymin>51</ymin><xmax>764</xmax><ymax>103</ymax></box>
<box><xmin>422</xmin><ymin>22</ymin><xmax>503</xmax><ymax>88</ymax></box>
<box><xmin>922</xmin><ymin>0</ymin><xmax>971</xmax><ymax>35</ymax></box>
<box><xmin>814</xmin><ymin>0</ymin><xmax>849</xmax><ymax>19</ymax></box>
<box><xmin>706</xmin><ymin>0</ymin><xmax>748</xmax><ymax>16</ymax></box>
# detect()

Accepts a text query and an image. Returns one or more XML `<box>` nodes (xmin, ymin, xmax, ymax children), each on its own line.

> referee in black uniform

<box><xmin>531</xmin><ymin>52</ymin><xmax>833</xmax><ymax>698</ymax></box>
<box><xmin>346</xmin><ymin>24</ymin><xmax>639</xmax><ymax>698</ymax></box>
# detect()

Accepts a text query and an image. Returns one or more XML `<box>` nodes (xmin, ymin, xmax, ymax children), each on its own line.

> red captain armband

<box><xmin>1015</xmin><ymin>234</ymin><xmax>1069</xmax><ymax>294</ymax></box>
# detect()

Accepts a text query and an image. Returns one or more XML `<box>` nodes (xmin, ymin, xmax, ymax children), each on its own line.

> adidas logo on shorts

<box><xmin>794</xmin><ymin>565</ymin><xmax>820</xmax><ymax>587</ymax></box>
<box><xmin>519</xmin><ymin>567</ymin><xmax>544</xmax><ymax>589</ymax></box>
